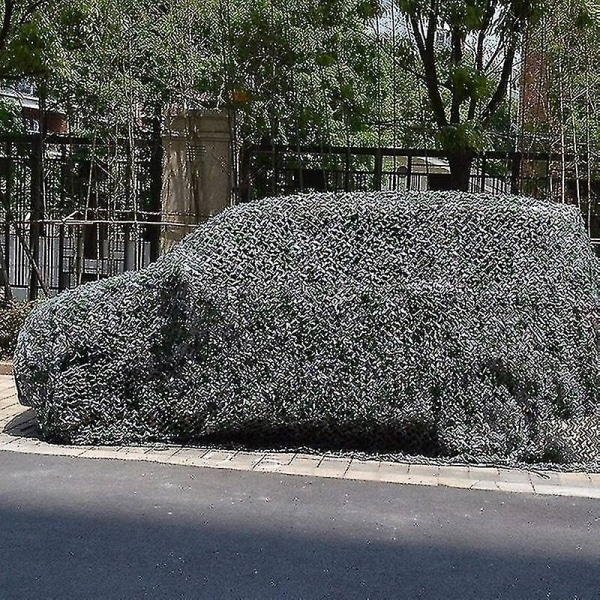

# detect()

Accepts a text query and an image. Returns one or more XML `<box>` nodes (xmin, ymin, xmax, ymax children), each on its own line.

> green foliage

<box><xmin>438</xmin><ymin>121</ymin><xmax>488</xmax><ymax>153</ymax></box>
<box><xmin>20</xmin><ymin>0</ymin><xmax>389</xmax><ymax>145</ymax></box>
<box><xmin>0</xmin><ymin>97</ymin><xmax>25</xmax><ymax>133</ymax></box>
<box><xmin>0</xmin><ymin>1</ymin><xmax>54</xmax><ymax>79</ymax></box>
<box><xmin>524</xmin><ymin>0</ymin><xmax>600</xmax><ymax>160</ymax></box>
<box><xmin>212</xmin><ymin>0</ymin><xmax>383</xmax><ymax>145</ymax></box>
<box><xmin>393</xmin><ymin>0</ymin><xmax>553</xmax><ymax>185</ymax></box>
<box><xmin>40</xmin><ymin>0</ymin><xmax>217</xmax><ymax>134</ymax></box>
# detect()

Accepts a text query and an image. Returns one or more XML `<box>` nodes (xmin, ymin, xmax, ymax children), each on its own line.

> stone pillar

<box><xmin>160</xmin><ymin>111</ymin><xmax>232</xmax><ymax>253</ymax></box>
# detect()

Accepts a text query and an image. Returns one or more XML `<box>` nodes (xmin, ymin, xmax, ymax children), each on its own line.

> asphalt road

<box><xmin>0</xmin><ymin>451</ymin><xmax>598</xmax><ymax>600</ymax></box>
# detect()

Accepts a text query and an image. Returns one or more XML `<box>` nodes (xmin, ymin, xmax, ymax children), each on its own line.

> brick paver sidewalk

<box><xmin>1</xmin><ymin>374</ymin><xmax>598</xmax><ymax>498</ymax></box>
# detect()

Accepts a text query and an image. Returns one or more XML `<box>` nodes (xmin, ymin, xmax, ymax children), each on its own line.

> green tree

<box><xmin>395</xmin><ymin>0</ymin><xmax>549</xmax><ymax>190</ymax></box>
<box><xmin>49</xmin><ymin>0</ymin><xmax>216</xmax><ymax>135</ymax></box>
<box><xmin>0</xmin><ymin>0</ymin><xmax>55</xmax><ymax>80</ymax></box>
<box><xmin>209</xmin><ymin>0</ymin><xmax>382</xmax><ymax>147</ymax></box>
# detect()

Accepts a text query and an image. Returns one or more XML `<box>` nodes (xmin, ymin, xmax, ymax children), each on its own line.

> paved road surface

<box><xmin>1</xmin><ymin>451</ymin><xmax>598</xmax><ymax>599</ymax></box>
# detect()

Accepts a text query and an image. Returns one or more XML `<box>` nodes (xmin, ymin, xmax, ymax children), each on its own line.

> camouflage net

<box><xmin>13</xmin><ymin>191</ymin><xmax>600</xmax><ymax>465</ymax></box>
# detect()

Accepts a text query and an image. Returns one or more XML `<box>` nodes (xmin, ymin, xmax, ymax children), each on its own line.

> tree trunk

<box><xmin>446</xmin><ymin>150</ymin><xmax>475</xmax><ymax>192</ymax></box>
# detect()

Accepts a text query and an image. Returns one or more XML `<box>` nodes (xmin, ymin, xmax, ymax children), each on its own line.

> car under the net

<box><xmin>12</xmin><ymin>191</ymin><xmax>600</xmax><ymax>466</ymax></box>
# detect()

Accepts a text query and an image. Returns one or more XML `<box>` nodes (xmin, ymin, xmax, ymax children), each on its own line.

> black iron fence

<box><xmin>241</xmin><ymin>144</ymin><xmax>600</xmax><ymax>250</ymax></box>
<box><xmin>3</xmin><ymin>137</ymin><xmax>600</xmax><ymax>302</ymax></box>
<box><xmin>0</xmin><ymin>133</ymin><xmax>162</xmax><ymax>301</ymax></box>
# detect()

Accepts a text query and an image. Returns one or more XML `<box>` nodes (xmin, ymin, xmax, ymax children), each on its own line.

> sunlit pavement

<box><xmin>1</xmin><ymin>447</ymin><xmax>599</xmax><ymax>599</ymax></box>
<box><xmin>2</xmin><ymin>374</ymin><xmax>599</xmax><ymax>499</ymax></box>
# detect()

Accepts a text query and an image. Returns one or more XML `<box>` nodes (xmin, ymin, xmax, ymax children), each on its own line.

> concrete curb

<box><xmin>1</xmin><ymin>374</ymin><xmax>599</xmax><ymax>499</ymax></box>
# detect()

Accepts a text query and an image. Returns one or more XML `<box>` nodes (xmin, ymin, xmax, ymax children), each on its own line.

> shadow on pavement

<box><xmin>1</xmin><ymin>502</ymin><xmax>598</xmax><ymax>599</ymax></box>
<box><xmin>4</xmin><ymin>408</ymin><xmax>40</xmax><ymax>439</ymax></box>
<box><xmin>0</xmin><ymin>452</ymin><xmax>598</xmax><ymax>599</ymax></box>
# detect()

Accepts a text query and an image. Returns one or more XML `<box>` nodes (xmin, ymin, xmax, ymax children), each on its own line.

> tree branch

<box><xmin>468</xmin><ymin>1</ymin><xmax>497</xmax><ymax>120</ymax></box>
<box><xmin>408</xmin><ymin>4</ymin><xmax>447</xmax><ymax>128</ymax></box>
<box><xmin>481</xmin><ymin>39</ymin><xmax>517</xmax><ymax>126</ymax></box>
<box><xmin>394</xmin><ymin>57</ymin><xmax>428</xmax><ymax>86</ymax></box>
<box><xmin>449</xmin><ymin>25</ymin><xmax>464</xmax><ymax>124</ymax></box>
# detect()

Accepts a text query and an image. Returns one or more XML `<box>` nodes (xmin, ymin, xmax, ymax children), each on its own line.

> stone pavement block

<box><xmin>378</xmin><ymin>461</ymin><xmax>412</xmax><ymax>484</ymax></box>
<box><xmin>469</xmin><ymin>465</ymin><xmax>500</xmax><ymax>491</ymax></box>
<box><xmin>406</xmin><ymin>464</ymin><xmax>440</xmax><ymax>486</ymax></box>
<box><xmin>115</xmin><ymin>446</ymin><xmax>150</xmax><ymax>458</ymax></box>
<box><xmin>167</xmin><ymin>448</ymin><xmax>215</xmax><ymax>466</ymax></box>
<box><xmin>469</xmin><ymin>480</ymin><xmax>501</xmax><ymax>491</ymax></box>
<box><xmin>438</xmin><ymin>466</ymin><xmax>470</xmax><ymax>478</ymax></box>
<box><xmin>0</xmin><ymin>401</ymin><xmax>22</xmax><ymax>418</ymax></box>
<box><xmin>0</xmin><ymin>438</ymin><xmax>43</xmax><ymax>454</ymax></box>
<box><xmin>36</xmin><ymin>443</ymin><xmax>89</xmax><ymax>457</ymax></box>
<box><xmin>225</xmin><ymin>451</ymin><xmax>264</xmax><ymax>470</ymax></box>
<box><xmin>530</xmin><ymin>471</ymin><xmax>562</xmax><ymax>494</ymax></box>
<box><xmin>254</xmin><ymin>453</ymin><xmax>297</xmax><ymax>472</ymax></box>
<box><xmin>530</xmin><ymin>471</ymin><xmax>561</xmax><ymax>488</ymax></box>
<box><xmin>531</xmin><ymin>471</ymin><xmax>597</xmax><ymax>498</ymax></box>
<box><xmin>0</xmin><ymin>405</ymin><xmax>18</xmax><ymax>418</ymax></box>
<box><xmin>345</xmin><ymin>459</ymin><xmax>380</xmax><ymax>472</ymax></box>
<box><xmin>0</xmin><ymin>417</ymin><xmax>15</xmax><ymax>430</ymax></box>
<box><xmin>557</xmin><ymin>472</ymin><xmax>593</xmax><ymax>488</ymax></box>
<box><xmin>0</xmin><ymin>410</ymin><xmax>23</xmax><ymax>425</ymax></box>
<box><xmin>0</xmin><ymin>433</ymin><xmax>15</xmax><ymax>447</ymax></box>
<box><xmin>201</xmin><ymin>449</ymin><xmax>237</xmax><ymax>464</ymax></box>
<box><xmin>438</xmin><ymin>466</ymin><xmax>470</xmax><ymax>488</ymax></box>
<box><xmin>141</xmin><ymin>447</ymin><xmax>182</xmax><ymax>463</ymax></box>
<box><xmin>315</xmin><ymin>457</ymin><xmax>351</xmax><ymax>478</ymax></box>
<box><xmin>278</xmin><ymin>455</ymin><xmax>322</xmax><ymax>476</ymax></box>
<box><xmin>438</xmin><ymin>477</ymin><xmax>476</xmax><ymax>489</ymax></box>
<box><xmin>380</xmin><ymin>461</ymin><xmax>410</xmax><ymax>474</ymax></box>
<box><xmin>496</xmin><ymin>481</ymin><xmax>535</xmax><ymax>494</ymax></box>
<box><xmin>496</xmin><ymin>469</ymin><xmax>533</xmax><ymax>484</ymax></box>
<box><xmin>80</xmin><ymin>446</ymin><xmax>123</xmax><ymax>460</ymax></box>
<box><xmin>469</xmin><ymin>466</ymin><xmax>500</xmax><ymax>480</ymax></box>
<box><xmin>344</xmin><ymin>459</ymin><xmax>381</xmax><ymax>482</ymax></box>
<box><xmin>533</xmin><ymin>485</ymin><xmax>600</xmax><ymax>499</ymax></box>
<box><xmin>589</xmin><ymin>472</ymin><xmax>600</xmax><ymax>486</ymax></box>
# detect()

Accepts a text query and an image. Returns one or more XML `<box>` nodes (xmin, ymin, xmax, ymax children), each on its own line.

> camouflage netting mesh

<box><xmin>12</xmin><ymin>191</ymin><xmax>600</xmax><ymax>465</ymax></box>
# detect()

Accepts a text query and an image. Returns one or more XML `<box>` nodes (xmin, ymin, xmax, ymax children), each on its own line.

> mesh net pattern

<box><xmin>13</xmin><ymin>191</ymin><xmax>600</xmax><ymax>465</ymax></box>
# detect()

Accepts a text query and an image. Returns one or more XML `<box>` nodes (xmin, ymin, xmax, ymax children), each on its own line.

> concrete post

<box><xmin>160</xmin><ymin>111</ymin><xmax>232</xmax><ymax>253</ymax></box>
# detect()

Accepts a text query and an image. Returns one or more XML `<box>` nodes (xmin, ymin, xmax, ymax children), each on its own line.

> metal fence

<box><xmin>3</xmin><ymin>136</ymin><xmax>600</xmax><ymax>302</ymax></box>
<box><xmin>241</xmin><ymin>144</ymin><xmax>600</xmax><ymax>251</ymax></box>
<box><xmin>0</xmin><ymin>133</ymin><xmax>162</xmax><ymax>301</ymax></box>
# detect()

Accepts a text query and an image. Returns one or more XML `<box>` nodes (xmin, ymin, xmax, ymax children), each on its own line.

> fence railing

<box><xmin>241</xmin><ymin>144</ymin><xmax>600</xmax><ymax>250</ymax></box>
<box><xmin>3</xmin><ymin>138</ymin><xmax>600</xmax><ymax>302</ymax></box>
<box><xmin>0</xmin><ymin>133</ymin><xmax>162</xmax><ymax>301</ymax></box>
